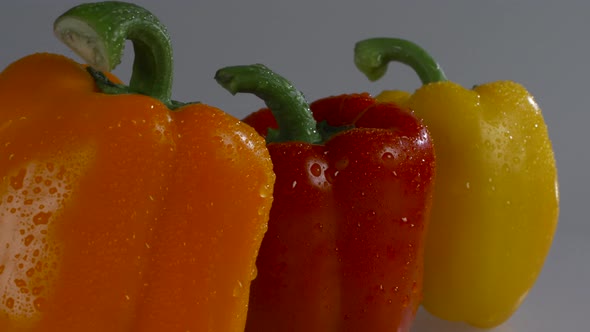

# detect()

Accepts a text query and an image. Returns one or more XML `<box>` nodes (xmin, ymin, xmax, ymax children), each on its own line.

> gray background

<box><xmin>1</xmin><ymin>0</ymin><xmax>588</xmax><ymax>331</ymax></box>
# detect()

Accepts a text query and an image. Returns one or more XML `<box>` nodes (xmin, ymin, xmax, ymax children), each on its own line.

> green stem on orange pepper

<box><xmin>54</xmin><ymin>1</ymin><xmax>173</xmax><ymax>102</ymax></box>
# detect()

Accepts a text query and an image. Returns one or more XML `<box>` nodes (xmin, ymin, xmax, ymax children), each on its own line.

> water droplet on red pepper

<box><xmin>325</xmin><ymin>168</ymin><xmax>338</xmax><ymax>183</ymax></box>
<box><xmin>335</xmin><ymin>158</ymin><xmax>349</xmax><ymax>171</ymax></box>
<box><xmin>310</xmin><ymin>163</ymin><xmax>322</xmax><ymax>177</ymax></box>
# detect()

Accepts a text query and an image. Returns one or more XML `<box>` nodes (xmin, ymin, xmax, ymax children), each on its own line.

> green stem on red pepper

<box><xmin>354</xmin><ymin>37</ymin><xmax>447</xmax><ymax>84</ymax></box>
<box><xmin>215</xmin><ymin>64</ymin><xmax>322</xmax><ymax>144</ymax></box>
<box><xmin>53</xmin><ymin>1</ymin><xmax>174</xmax><ymax>104</ymax></box>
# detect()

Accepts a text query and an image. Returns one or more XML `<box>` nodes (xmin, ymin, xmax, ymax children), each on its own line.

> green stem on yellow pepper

<box><xmin>215</xmin><ymin>64</ymin><xmax>322</xmax><ymax>144</ymax></box>
<box><xmin>53</xmin><ymin>1</ymin><xmax>173</xmax><ymax>103</ymax></box>
<box><xmin>354</xmin><ymin>37</ymin><xmax>447</xmax><ymax>84</ymax></box>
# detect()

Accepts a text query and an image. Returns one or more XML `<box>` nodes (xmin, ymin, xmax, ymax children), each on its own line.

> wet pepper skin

<box><xmin>377</xmin><ymin>83</ymin><xmax>559</xmax><ymax>327</ymax></box>
<box><xmin>243</xmin><ymin>93</ymin><xmax>436</xmax><ymax>332</ymax></box>
<box><xmin>355</xmin><ymin>37</ymin><xmax>559</xmax><ymax>327</ymax></box>
<box><xmin>0</xmin><ymin>54</ymin><xmax>275</xmax><ymax>331</ymax></box>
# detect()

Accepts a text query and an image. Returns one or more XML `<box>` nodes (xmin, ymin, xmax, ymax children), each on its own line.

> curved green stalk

<box><xmin>354</xmin><ymin>37</ymin><xmax>447</xmax><ymax>85</ymax></box>
<box><xmin>54</xmin><ymin>1</ymin><xmax>173</xmax><ymax>102</ymax></box>
<box><xmin>215</xmin><ymin>64</ymin><xmax>321</xmax><ymax>144</ymax></box>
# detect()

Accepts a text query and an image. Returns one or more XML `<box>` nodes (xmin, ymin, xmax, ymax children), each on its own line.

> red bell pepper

<box><xmin>215</xmin><ymin>64</ymin><xmax>436</xmax><ymax>332</ymax></box>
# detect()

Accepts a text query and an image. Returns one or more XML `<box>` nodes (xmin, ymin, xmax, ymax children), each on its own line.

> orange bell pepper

<box><xmin>0</xmin><ymin>2</ymin><xmax>274</xmax><ymax>331</ymax></box>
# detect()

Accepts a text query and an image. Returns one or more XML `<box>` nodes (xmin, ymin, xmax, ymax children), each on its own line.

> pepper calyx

<box><xmin>55</xmin><ymin>1</ymin><xmax>176</xmax><ymax>105</ymax></box>
<box><xmin>86</xmin><ymin>67</ymin><xmax>198</xmax><ymax>111</ymax></box>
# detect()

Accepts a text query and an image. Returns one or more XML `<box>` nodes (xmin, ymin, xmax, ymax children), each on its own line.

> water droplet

<box><xmin>314</xmin><ymin>223</ymin><xmax>324</xmax><ymax>232</ymax></box>
<box><xmin>24</xmin><ymin>234</ymin><xmax>35</xmax><ymax>246</ymax></box>
<box><xmin>14</xmin><ymin>279</ymin><xmax>26</xmax><ymax>288</ymax></box>
<box><xmin>381</xmin><ymin>152</ymin><xmax>395</xmax><ymax>167</ymax></box>
<box><xmin>310</xmin><ymin>163</ymin><xmax>322</xmax><ymax>177</ymax></box>
<box><xmin>233</xmin><ymin>280</ymin><xmax>244</xmax><ymax>297</ymax></box>
<box><xmin>5</xmin><ymin>297</ymin><xmax>14</xmax><ymax>309</ymax></box>
<box><xmin>465</xmin><ymin>182</ymin><xmax>471</xmax><ymax>189</ymax></box>
<box><xmin>259</xmin><ymin>184</ymin><xmax>271</xmax><ymax>198</ymax></box>
<box><xmin>291</xmin><ymin>180</ymin><xmax>297</xmax><ymax>189</ymax></box>
<box><xmin>325</xmin><ymin>168</ymin><xmax>338</xmax><ymax>183</ymax></box>
<box><xmin>401</xmin><ymin>217</ymin><xmax>408</xmax><ymax>223</ymax></box>
<box><xmin>402</xmin><ymin>295</ymin><xmax>410</xmax><ymax>307</ymax></box>
<box><xmin>335</xmin><ymin>158</ymin><xmax>349</xmax><ymax>171</ymax></box>
<box><xmin>32</xmin><ymin>287</ymin><xmax>44</xmax><ymax>296</ymax></box>
<box><xmin>33</xmin><ymin>212</ymin><xmax>52</xmax><ymax>225</ymax></box>
<box><xmin>33</xmin><ymin>297</ymin><xmax>46</xmax><ymax>311</ymax></box>
<box><xmin>10</xmin><ymin>168</ymin><xmax>27</xmax><ymax>190</ymax></box>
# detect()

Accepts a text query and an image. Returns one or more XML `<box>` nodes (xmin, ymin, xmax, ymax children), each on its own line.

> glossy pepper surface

<box><xmin>0</xmin><ymin>3</ymin><xmax>274</xmax><ymax>331</ymax></box>
<box><xmin>215</xmin><ymin>64</ymin><xmax>436</xmax><ymax>332</ymax></box>
<box><xmin>355</xmin><ymin>37</ymin><xmax>559</xmax><ymax>328</ymax></box>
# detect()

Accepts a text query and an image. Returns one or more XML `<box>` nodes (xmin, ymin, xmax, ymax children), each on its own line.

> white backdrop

<box><xmin>1</xmin><ymin>1</ymin><xmax>588</xmax><ymax>331</ymax></box>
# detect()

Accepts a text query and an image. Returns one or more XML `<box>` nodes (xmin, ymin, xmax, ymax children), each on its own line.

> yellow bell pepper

<box><xmin>354</xmin><ymin>37</ymin><xmax>559</xmax><ymax>328</ymax></box>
